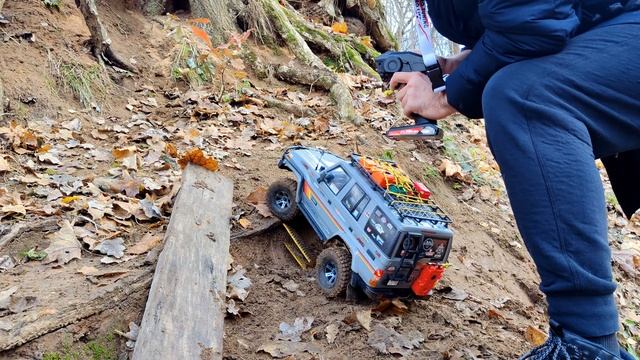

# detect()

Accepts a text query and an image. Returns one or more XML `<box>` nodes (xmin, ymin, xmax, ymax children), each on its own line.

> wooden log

<box><xmin>132</xmin><ymin>165</ymin><xmax>233</xmax><ymax>360</ymax></box>
<box><xmin>0</xmin><ymin>270</ymin><xmax>153</xmax><ymax>351</ymax></box>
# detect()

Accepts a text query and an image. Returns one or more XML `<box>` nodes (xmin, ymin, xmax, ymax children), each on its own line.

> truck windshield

<box><xmin>364</xmin><ymin>207</ymin><xmax>398</xmax><ymax>255</ymax></box>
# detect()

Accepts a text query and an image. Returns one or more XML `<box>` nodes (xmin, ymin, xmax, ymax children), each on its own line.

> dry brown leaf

<box><xmin>356</xmin><ymin>309</ymin><xmax>372</xmax><ymax>331</ymax></box>
<box><xmin>254</xmin><ymin>203</ymin><xmax>273</xmax><ymax>218</ymax></box>
<box><xmin>238</xmin><ymin>218</ymin><xmax>251</xmax><ymax>229</ymax></box>
<box><xmin>77</xmin><ymin>266</ymin><xmax>100</xmax><ymax>276</ymax></box>
<box><xmin>524</xmin><ymin>326</ymin><xmax>547</xmax><ymax>346</ymax></box>
<box><xmin>487</xmin><ymin>308</ymin><xmax>505</xmax><ymax>320</ymax></box>
<box><xmin>0</xmin><ymin>156</ymin><xmax>10</xmax><ymax>172</ymax></box>
<box><xmin>128</xmin><ymin>233</ymin><xmax>162</xmax><ymax>255</ymax></box>
<box><xmin>178</xmin><ymin>148</ymin><xmax>219</xmax><ymax>172</ymax></box>
<box><xmin>44</xmin><ymin>220</ymin><xmax>82</xmax><ymax>265</ymax></box>
<box><xmin>246</xmin><ymin>187</ymin><xmax>267</xmax><ymax>205</ymax></box>
<box><xmin>165</xmin><ymin>143</ymin><xmax>178</xmax><ymax>158</ymax></box>
<box><xmin>112</xmin><ymin>146</ymin><xmax>138</xmax><ymax>170</ymax></box>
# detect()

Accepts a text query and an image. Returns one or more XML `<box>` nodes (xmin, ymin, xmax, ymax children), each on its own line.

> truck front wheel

<box><xmin>316</xmin><ymin>247</ymin><xmax>351</xmax><ymax>298</ymax></box>
<box><xmin>267</xmin><ymin>178</ymin><xmax>300</xmax><ymax>222</ymax></box>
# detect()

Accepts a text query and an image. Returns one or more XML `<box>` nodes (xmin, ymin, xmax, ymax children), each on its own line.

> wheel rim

<box><xmin>274</xmin><ymin>191</ymin><xmax>291</xmax><ymax>210</ymax></box>
<box><xmin>323</xmin><ymin>261</ymin><xmax>337</xmax><ymax>286</ymax></box>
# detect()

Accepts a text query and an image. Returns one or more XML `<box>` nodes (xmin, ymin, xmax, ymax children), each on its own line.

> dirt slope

<box><xmin>1</xmin><ymin>1</ymin><xmax>639</xmax><ymax>360</ymax></box>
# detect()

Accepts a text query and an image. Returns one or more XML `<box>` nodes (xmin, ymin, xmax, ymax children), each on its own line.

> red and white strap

<box><xmin>414</xmin><ymin>0</ymin><xmax>437</xmax><ymax>67</ymax></box>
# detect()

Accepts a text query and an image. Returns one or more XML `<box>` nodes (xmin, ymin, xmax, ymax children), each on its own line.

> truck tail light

<box><xmin>374</xmin><ymin>269</ymin><xmax>384</xmax><ymax>278</ymax></box>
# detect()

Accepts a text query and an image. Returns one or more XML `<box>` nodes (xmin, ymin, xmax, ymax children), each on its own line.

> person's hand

<box><xmin>437</xmin><ymin>49</ymin><xmax>471</xmax><ymax>74</ymax></box>
<box><xmin>389</xmin><ymin>72</ymin><xmax>456</xmax><ymax>120</ymax></box>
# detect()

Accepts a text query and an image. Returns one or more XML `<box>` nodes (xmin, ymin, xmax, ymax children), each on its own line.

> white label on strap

<box><xmin>414</xmin><ymin>0</ymin><xmax>437</xmax><ymax>67</ymax></box>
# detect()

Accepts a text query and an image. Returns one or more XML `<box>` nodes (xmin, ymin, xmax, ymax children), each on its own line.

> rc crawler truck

<box><xmin>267</xmin><ymin>146</ymin><xmax>453</xmax><ymax>299</ymax></box>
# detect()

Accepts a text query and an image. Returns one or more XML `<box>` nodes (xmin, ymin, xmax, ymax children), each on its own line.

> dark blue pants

<box><xmin>482</xmin><ymin>12</ymin><xmax>640</xmax><ymax>337</ymax></box>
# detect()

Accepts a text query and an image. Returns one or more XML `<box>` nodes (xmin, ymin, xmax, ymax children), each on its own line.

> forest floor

<box><xmin>1</xmin><ymin>1</ymin><xmax>639</xmax><ymax>359</ymax></box>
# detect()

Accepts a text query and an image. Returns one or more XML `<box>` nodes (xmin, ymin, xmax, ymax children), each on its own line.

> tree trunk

<box><xmin>347</xmin><ymin>0</ymin><xmax>397</xmax><ymax>52</ymax></box>
<box><xmin>75</xmin><ymin>0</ymin><xmax>136</xmax><ymax>72</ymax></box>
<box><xmin>189</xmin><ymin>0</ymin><xmax>243</xmax><ymax>45</ymax></box>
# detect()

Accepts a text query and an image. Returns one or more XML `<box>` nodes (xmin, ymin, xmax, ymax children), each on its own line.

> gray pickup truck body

<box><xmin>277</xmin><ymin>146</ymin><xmax>453</xmax><ymax>298</ymax></box>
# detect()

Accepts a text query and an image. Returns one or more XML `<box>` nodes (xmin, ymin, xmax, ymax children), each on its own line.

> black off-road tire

<box><xmin>316</xmin><ymin>247</ymin><xmax>352</xmax><ymax>298</ymax></box>
<box><xmin>267</xmin><ymin>178</ymin><xmax>300</xmax><ymax>222</ymax></box>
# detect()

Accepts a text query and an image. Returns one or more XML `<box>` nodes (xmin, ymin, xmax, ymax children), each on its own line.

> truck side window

<box><xmin>342</xmin><ymin>184</ymin><xmax>370</xmax><ymax>219</ymax></box>
<box><xmin>324</xmin><ymin>167</ymin><xmax>350</xmax><ymax>194</ymax></box>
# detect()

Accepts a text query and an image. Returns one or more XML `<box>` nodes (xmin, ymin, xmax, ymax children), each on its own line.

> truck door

<box><xmin>313</xmin><ymin>166</ymin><xmax>351</xmax><ymax>238</ymax></box>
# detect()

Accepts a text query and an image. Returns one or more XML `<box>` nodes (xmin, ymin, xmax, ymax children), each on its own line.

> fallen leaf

<box><xmin>331</xmin><ymin>22</ymin><xmax>348</xmax><ymax>34</ymax></box>
<box><xmin>128</xmin><ymin>233</ymin><xmax>162</xmax><ymax>255</ymax></box>
<box><xmin>246</xmin><ymin>187</ymin><xmax>267</xmax><ymax>204</ymax></box>
<box><xmin>356</xmin><ymin>309</ymin><xmax>372</xmax><ymax>331</ymax></box>
<box><xmin>227</xmin><ymin>267</ymin><xmax>252</xmax><ymax>301</ymax></box>
<box><xmin>0</xmin><ymin>156</ymin><xmax>10</xmax><ymax>172</ymax></box>
<box><xmin>258</xmin><ymin>341</ymin><xmax>321</xmax><ymax>358</ymax></box>
<box><xmin>165</xmin><ymin>143</ymin><xmax>178</xmax><ymax>157</ymax></box>
<box><xmin>325</xmin><ymin>323</ymin><xmax>339</xmax><ymax>344</ymax></box>
<box><xmin>112</xmin><ymin>146</ymin><xmax>138</xmax><ymax>170</ymax></box>
<box><xmin>367</xmin><ymin>324</ymin><xmax>424</xmax><ymax>356</ymax></box>
<box><xmin>238</xmin><ymin>218</ymin><xmax>251</xmax><ymax>229</ymax></box>
<box><xmin>487</xmin><ymin>308</ymin><xmax>505</xmax><ymax>320</ymax></box>
<box><xmin>277</xmin><ymin>317</ymin><xmax>314</xmax><ymax>342</ymax></box>
<box><xmin>525</xmin><ymin>326</ymin><xmax>547</xmax><ymax>346</ymax></box>
<box><xmin>95</xmin><ymin>238</ymin><xmax>126</xmax><ymax>258</ymax></box>
<box><xmin>43</xmin><ymin>220</ymin><xmax>82</xmax><ymax>265</ymax></box>
<box><xmin>178</xmin><ymin>148</ymin><xmax>219</xmax><ymax>171</ymax></box>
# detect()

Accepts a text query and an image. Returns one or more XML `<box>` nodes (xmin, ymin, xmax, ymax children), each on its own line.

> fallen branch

<box><xmin>259</xmin><ymin>95</ymin><xmax>317</xmax><ymax>117</ymax></box>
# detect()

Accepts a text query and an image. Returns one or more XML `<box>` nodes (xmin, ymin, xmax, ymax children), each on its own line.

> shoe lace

<box><xmin>519</xmin><ymin>333</ymin><xmax>572</xmax><ymax>360</ymax></box>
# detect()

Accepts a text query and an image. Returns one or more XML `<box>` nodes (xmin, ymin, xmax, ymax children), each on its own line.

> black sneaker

<box><xmin>519</xmin><ymin>321</ymin><xmax>622</xmax><ymax>360</ymax></box>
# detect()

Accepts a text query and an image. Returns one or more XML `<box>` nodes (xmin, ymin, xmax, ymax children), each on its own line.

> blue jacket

<box><xmin>428</xmin><ymin>0</ymin><xmax>640</xmax><ymax>119</ymax></box>
<box><xmin>427</xmin><ymin>0</ymin><xmax>640</xmax><ymax>218</ymax></box>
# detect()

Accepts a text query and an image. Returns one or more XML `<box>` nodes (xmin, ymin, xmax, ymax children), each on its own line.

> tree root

<box><xmin>274</xmin><ymin>63</ymin><xmax>362</xmax><ymax>124</ymax></box>
<box><xmin>75</xmin><ymin>0</ymin><xmax>136</xmax><ymax>73</ymax></box>
<box><xmin>259</xmin><ymin>95</ymin><xmax>317</xmax><ymax>117</ymax></box>
<box><xmin>280</xmin><ymin>4</ymin><xmax>379</xmax><ymax>79</ymax></box>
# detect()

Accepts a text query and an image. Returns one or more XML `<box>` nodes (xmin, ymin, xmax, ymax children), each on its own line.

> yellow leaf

<box><xmin>238</xmin><ymin>218</ymin><xmax>251</xmax><ymax>229</ymax></box>
<box><xmin>360</xmin><ymin>36</ymin><xmax>374</xmax><ymax>49</ymax></box>
<box><xmin>525</xmin><ymin>326</ymin><xmax>547</xmax><ymax>346</ymax></box>
<box><xmin>331</xmin><ymin>22</ymin><xmax>348</xmax><ymax>34</ymax></box>
<box><xmin>62</xmin><ymin>196</ymin><xmax>81</xmax><ymax>204</ymax></box>
<box><xmin>367</xmin><ymin>0</ymin><xmax>376</xmax><ymax>8</ymax></box>
<box><xmin>36</xmin><ymin>144</ymin><xmax>52</xmax><ymax>154</ymax></box>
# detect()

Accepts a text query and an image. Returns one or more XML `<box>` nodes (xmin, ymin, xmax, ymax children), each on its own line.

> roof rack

<box><xmin>350</xmin><ymin>154</ymin><xmax>451</xmax><ymax>226</ymax></box>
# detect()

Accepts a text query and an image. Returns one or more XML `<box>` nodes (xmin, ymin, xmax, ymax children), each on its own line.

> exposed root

<box><xmin>259</xmin><ymin>95</ymin><xmax>317</xmax><ymax>117</ymax></box>
<box><xmin>74</xmin><ymin>0</ymin><xmax>136</xmax><ymax>73</ymax></box>
<box><xmin>259</xmin><ymin>0</ymin><xmax>325</xmax><ymax>69</ymax></box>
<box><xmin>280</xmin><ymin>4</ymin><xmax>379</xmax><ymax>79</ymax></box>
<box><xmin>275</xmin><ymin>63</ymin><xmax>362</xmax><ymax>124</ymax></box>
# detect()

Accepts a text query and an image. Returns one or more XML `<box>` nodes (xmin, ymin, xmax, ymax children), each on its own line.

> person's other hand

<box><xmin>389</xmin><ymin>72</ymin><xmax>456</xmax><ymax>120</ymax></box>
<box><xmin>437</xmin><ymin>49</ymin><xmax>471</xmax><ymax>74</ymax></box>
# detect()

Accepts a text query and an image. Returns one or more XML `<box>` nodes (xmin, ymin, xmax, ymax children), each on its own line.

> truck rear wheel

<box><xmin>267</xmin><ymin>178</ymin><xmax>300</xmax><ymax>222</ymax></box>
<box><xmin>316</xmin><ymin>247</ymin><xmax>351</xmax><ymax>298</ymax></box>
